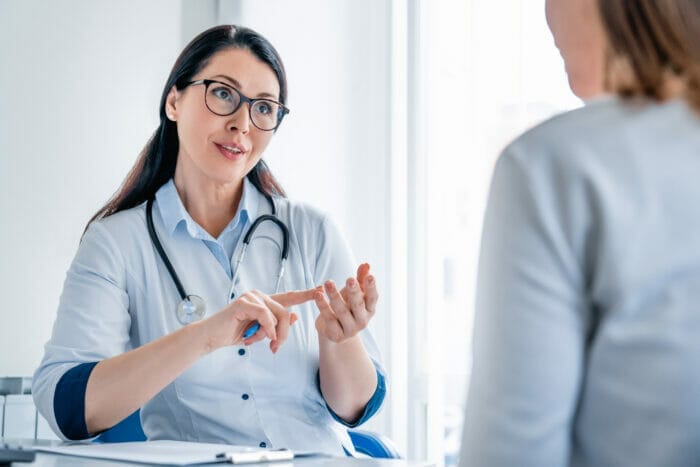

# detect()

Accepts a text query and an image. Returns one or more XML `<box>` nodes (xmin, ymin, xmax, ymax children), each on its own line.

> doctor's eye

<box><xmin>209</xmin><ymin>85</ymin><xmax>235</xmax><ymax>103</ymax></box>
<box><xmin>252</xmin><ymin>100</ymin><xmax>275</xmax><ymax>116</ymax></box>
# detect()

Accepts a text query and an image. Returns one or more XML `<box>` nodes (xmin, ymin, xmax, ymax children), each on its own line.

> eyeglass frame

<box><xmin>181</xmin><ymin>79</ymin><xmax>290</xmax><ymax>131</ymax></box>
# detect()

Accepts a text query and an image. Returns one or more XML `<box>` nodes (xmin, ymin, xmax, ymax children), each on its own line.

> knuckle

<box><xmin>356</xmin><ymin>315</ymin><xmax>369</xmax><ymax>328</ymax></box>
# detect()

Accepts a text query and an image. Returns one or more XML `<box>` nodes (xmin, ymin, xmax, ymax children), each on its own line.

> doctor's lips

<box><xmin>215</xmin><ymin>142</ymin><xmax>248</xmax><ymax>160</ymax></box>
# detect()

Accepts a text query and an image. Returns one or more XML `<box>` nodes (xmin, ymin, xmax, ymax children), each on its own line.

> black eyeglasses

<box><xmin>182</xmin><ymin>79</ymin><xmax>289</xmax><ymax>131</ymax></box>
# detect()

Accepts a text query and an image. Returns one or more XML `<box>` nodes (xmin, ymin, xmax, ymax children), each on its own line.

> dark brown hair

<box><xmin>87</xmin><ymin>25</ymin><xmax>287</xmax><ymax>228</ymax></box>
<box><xmin>598</xmin><ymin>0</ymin><xmax>700</xmax><ymax>109</ymax></box>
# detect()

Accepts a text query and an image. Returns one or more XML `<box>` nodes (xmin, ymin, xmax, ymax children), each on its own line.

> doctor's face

<box><xmin>545</xmin><ymin>0</ymin><xmax>606</xmax><ymax>99</ymax></box>
<box><xmin>166</xmin><ymin>47</ymin><xmax>280</xmax><ymax>187</ymax></box>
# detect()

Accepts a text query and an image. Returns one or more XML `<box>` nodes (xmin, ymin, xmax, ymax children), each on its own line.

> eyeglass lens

<box><xmin>205</xmin><ymin>82</ymin><xmax>281</xmax><ymax>130</ymax></box>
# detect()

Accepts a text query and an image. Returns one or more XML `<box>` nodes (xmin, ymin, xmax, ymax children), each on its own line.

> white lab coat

<box><xmin>33</xmin><ymin>179</ymin><xmax>385</xmax><ymax>456</ymax></box>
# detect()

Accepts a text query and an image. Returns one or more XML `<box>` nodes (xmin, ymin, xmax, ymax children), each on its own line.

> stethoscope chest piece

<box><xmin>176</xmin><ymin>295</ymin><xmax>206</xmax><ymax>325</ymax></box>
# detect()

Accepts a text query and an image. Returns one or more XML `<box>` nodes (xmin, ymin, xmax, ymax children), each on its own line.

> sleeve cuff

<box><xmin>54</xmin><ymin>361</ymin><xmax>99</xmax><ymax>440</ymax></box>
<box><xmin>318</xmin><ymin>362</ymin><xmax>387</xmax><ymax>428</ymax></box>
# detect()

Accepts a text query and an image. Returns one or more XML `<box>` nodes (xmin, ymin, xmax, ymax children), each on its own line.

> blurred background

<box><xmin>0</xmin><ymin>0</ymin><xmax>579</xmax><ymax>465</ymax></box>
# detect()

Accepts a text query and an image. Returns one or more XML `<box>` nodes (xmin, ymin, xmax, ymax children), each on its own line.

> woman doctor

<box><xmin>32</xmin><ymin>25</ymin><xmax>385</xmax><ymax>456</ymax></box>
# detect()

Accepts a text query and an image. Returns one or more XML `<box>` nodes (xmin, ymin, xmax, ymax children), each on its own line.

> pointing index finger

<box><xmin>271</xmin><ymin>287</ymin><xmax>321</xmax><ymax>308</ymax></box>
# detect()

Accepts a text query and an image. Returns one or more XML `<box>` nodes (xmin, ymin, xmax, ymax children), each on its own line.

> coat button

<box><xmin>242</xmin><ymin>393</ymin><xmax>249</xmax><ymax>400</ymax></box>
<box><xmin>259</xmin><ymin>442</ymin><xmax>267</xmax><ymax>448</ymax></box>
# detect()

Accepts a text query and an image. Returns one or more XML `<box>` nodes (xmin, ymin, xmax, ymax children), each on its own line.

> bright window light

<box><xmin>412</xmin><ymin>0</ymin><xmax>581</xmax><ymax>464</ymax></box>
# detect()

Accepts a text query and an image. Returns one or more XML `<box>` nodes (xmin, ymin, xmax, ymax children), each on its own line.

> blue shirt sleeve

<box><xmin>317</xmin><ymin>362</ymin><xmax>387</xmax><ymax>428</ymax></box>
<box><xmin>54</xmin><ymin>361</ymin><xmax>99</xmax><ymax>440</ymax></box>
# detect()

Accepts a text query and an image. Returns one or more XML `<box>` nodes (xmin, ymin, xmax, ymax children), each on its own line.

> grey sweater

<box><xmin>461</xmin><ymin>97</ymin><xmax>700</xmax><ymax>467</ymax></box>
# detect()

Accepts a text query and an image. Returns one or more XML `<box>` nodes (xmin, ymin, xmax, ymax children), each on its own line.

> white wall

<box><xmin>0</xmin><ymin>0</ymin><xmax>218</xmax><ymax>375</ymax></box>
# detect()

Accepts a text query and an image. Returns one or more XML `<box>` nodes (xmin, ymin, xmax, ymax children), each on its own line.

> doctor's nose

<box><xmin>227</xmin><ymin>104</ymin><xmax>251</xmax><ymax>134</ymax></box>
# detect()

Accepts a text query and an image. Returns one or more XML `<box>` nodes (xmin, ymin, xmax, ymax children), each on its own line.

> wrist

<box><xmin>185</xmin><ymin>319</ymin><xmax>217</xmax><ymax>356</ymax></box>
<box><xmin>318</xmin><ymin>334</ymin><xmax>362</xmax><ymax>354</ymax></box>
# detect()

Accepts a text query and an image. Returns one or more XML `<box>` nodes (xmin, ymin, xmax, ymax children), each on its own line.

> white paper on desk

<box><xmin>36</xmin><ymin>440</ymin><xmax>297</xmax><ymax>465</ymax></box>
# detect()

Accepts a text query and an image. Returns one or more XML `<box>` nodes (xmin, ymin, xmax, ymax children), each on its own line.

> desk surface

<box><xmin>3</xmin><ymin>439</ymin><xmax>434</xmax><ymax>467</ymax></box>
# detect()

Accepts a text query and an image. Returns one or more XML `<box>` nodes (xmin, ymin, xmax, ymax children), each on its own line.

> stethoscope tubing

<box><xmin>146</xmin><ymin>192</ymin><xmax>290</xmax><ymax>329</ymax></box>
<box><xmin>146</xmin><ymin>198</ymin><xmax>188</xmax><ymax>301</ymax></box>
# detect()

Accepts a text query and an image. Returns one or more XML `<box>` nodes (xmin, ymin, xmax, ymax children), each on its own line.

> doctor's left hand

<box><xmin>314</xmin><ymin>263</ymin><xmax>378</xmax><ymax>344</ymax></box>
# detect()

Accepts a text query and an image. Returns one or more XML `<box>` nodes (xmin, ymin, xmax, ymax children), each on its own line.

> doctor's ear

<box><xmin>164</xmin><ymin>86</ymin><xmax>179</xmax><ymax>122</ymax></box>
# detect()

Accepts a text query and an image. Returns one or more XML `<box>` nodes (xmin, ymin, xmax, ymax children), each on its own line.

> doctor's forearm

<box><xmin>84</xmin><ymin>321</ymin><xmax>211</xmax><ymax>435</ymax></box>
<box><xmin>318</xmin><ymin>335</ymin><xmax>377</xmax><ymax>423</ymax></box>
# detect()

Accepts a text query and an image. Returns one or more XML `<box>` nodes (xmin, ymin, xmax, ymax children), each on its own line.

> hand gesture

<box><xmin>204</xmin><ymin>288</ymin><xmax>316</xmax><ymax>353</ymax></box>
<box><xmin>314</xmin><ymin>263</ymin><xmax>378</xmax><ymax>343</ymax></box>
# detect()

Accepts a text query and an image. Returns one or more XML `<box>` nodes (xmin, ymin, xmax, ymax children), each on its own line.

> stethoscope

<box><xmin>146</xmin><ymin>194</ymin><xmax>290</xmax><ymax>332</ymax></box>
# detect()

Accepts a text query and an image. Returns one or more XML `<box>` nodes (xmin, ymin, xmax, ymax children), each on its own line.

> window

<box><xmin>405</xmin><ymin>0</ymin><xmax>580</xmax><ymax>464</ymax></box>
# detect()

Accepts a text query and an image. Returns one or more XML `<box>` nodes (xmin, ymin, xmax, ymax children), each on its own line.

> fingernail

<box><xmin>290</xmin><ymin>313</ymin><xmax>298</xmax><ymax>325</ymax></box>
<box><xmin>347</xmin><ymin>278</ymin><xmax>356</xmax><ymax>289</ymax></box>
<box><xmin>368</xmin><ymin>276</ymin><xmax>375</xmax><ymax>285</ymax></box>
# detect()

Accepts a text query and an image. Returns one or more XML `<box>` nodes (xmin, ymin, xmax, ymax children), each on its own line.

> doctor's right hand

<box><xmin>197</xmin><ymin>288</ymin><xmax>318</xmax><ymax>354</ymax></box>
